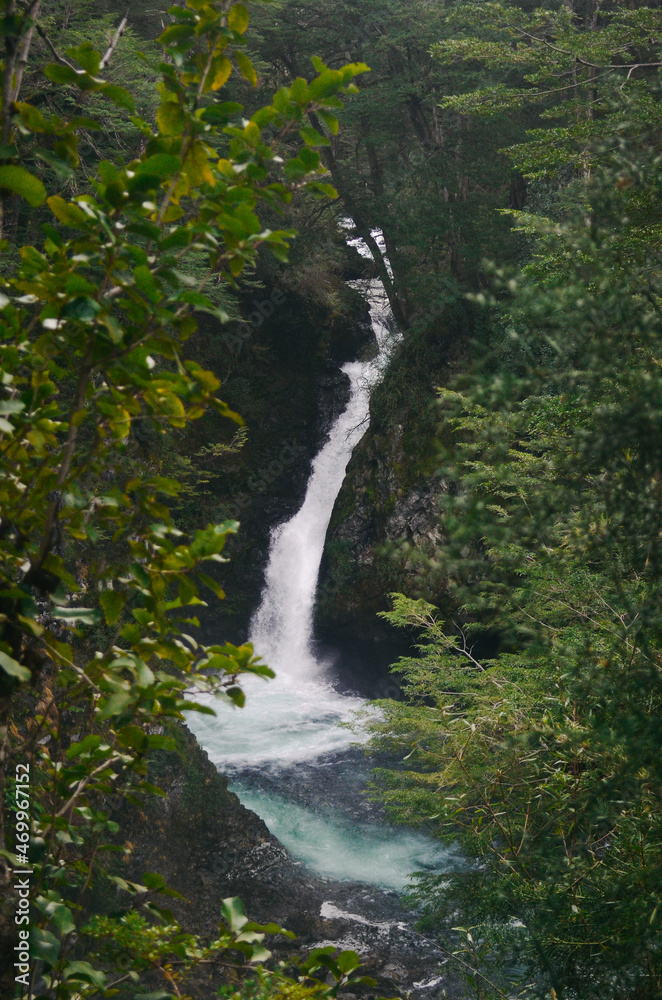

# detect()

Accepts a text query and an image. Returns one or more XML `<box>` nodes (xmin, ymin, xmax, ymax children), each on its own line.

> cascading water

<box><xmin>250</xmin><ymin>283</ymin><xmax>392</xmax><ymax>681</ymax></box>
<box><xmin>190</xmin><ymin>234</ymin><xmax>394</xmax><ymax>770</ymax></box>
<box><xmin>188</xmin><ymin>230</ymin><xmax>452</xmax><ymax>889</ymax></box>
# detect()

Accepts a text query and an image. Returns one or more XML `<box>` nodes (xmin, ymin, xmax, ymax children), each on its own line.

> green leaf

<box><xmin>134</xmin><ymin>264</ymin><xmax>161</xmax><ymax>303</ymax></box>
<box><xmin>98</xmin><ymin>313</ymin><xmax>124</xmax><ymax>344</ymax></box>
<box><xmin>137</xmin><ymin>780</ymin><xmax>167</xmax><ymax>797</ymax></box>
<box><xmin>221</xmin><ymin>896</ymin><xmax>248</xmax><ymax>932</ymax></box>
<box><xmin>306</xmin><ymin>181</ymin><xmax>338</xmax><ymax>199</ymax></box>
<box><xmin>226</xmin><ymin>686</ymin><xmax>245</xmax><ymax>708</ymax></box>
<box><xmin>189</xmin><ymin>522</ymin><xmax>234</xmax><ymax>559</ymax></box>
<box><xmin>197</xmin><ymin>571</ymin><xmax>225</xmax><ymax>600</ymax></box>
<box><xmin>299</xmin><ymin>126</ymin><xmax>330</xmax><ymax>147</ymax></box>
<box><xmin>290</xmin><ymin>77</ymin><xmax>309</xmax><ymax>103</ymax></box>
<box><xmin>61</xmin><ymin>296</ymin><xmax>101</xmax><ymax>323</ymax></box>
<box><xmin>248</xmin><ymin>943</ymin><xmax>271</xmax><ymax>963</ymax></box>
<box><xmin>135</xmin><ymin>660</ymin><xmax>155</xmax><ymax>688</ymax></box>
<box><xmin>100</xmin><ymin>589</ymin><xmax>126</xmax><ymax>625</ymax></box>
<box><xmin>244</xmin><ymin>920</ymin><xmax>296</xmax><ymax>939</ymax></box>
<box><xmin>30</xmin><ymin>927</ymin><xmax>60</xmax><ymax>967</ymax></box>
<box><xmin>210</xmin><ymin>55</ymin><xmax>232</xmax><ymax>91</ymax></box>
<box><xmin>66</xmin><ymin>42</ymin><xmax>101</xmax><ymax>74</ymax></box>
<box><xmin>317</xmin><ymin>109</ymin><xmax>339</xmax><ymax>135</ymax></box>
<box><xmin>64</xmin><ymin>273</ymin><xmax>97</xmax><ymax>296</ymax></box>
<box><xmin>157</xmin><ymin>102</ymin><xmax>187</xmax><ymax>136</ymax></box>
<box><xmin>102</xmin><ymin>84</ymin><xmax>134</xmax><ymax>110</ymax></box>
<box><xmin>0</xmin><ymin>649</ymin><xmax>30</xmax><ymax>682</ymax></box>
<box><xmin>146</xmin><ymin>734</ymin><xmax>177</xmax><ymax>751</ymax></box>
<box><xmin>337</xmin><ymin>950</ymin><xmax>361</xmax><ymax>974</ymax></box>
<box><xmin>0</xmin><ymin>166</ymin><xmax>46</xmax><ymax>206</ymax></box>
<box><xmin>44</xmin><ymin>62</ymin><xmax>82</xmax><ymax>86</ymax></box>
<box><xmin>46</xmin><ymin>901</ymin><xmax>77</xmax><ymax>936</ymax></box>
<box><xmin>117</xmin><ymin>725</ymin><xmax>148</xmax><ymax>751</ymax></box>
<box><xmin>235</xmin><ymin>51</ymin><xmax>257</xmax><ymax>86</ymax></box>
<box><xmin>159</xmin><ymin>22</ymin><xmax>195</xmax><ymax>46</ymax></box>
<box><xmin>96</xmin><ymin>690</ymin><xmax>132</xmax><ymax>720</ymax></box>
<box><xmin>143</xmin><ymin>872</ymin><xmax>186</xmax><ymax>899</ymax></box>
<box><xmin>16</xmin><ymin>102</ymin><xmax>48</xmax><ymax>132</ymax></box>
<box><xmin>137</xmin><ymin>154</ymin><xmax>181</xmax><ymax>180</ymax></box>
<box><xmin>228</xmin><ymin>4</ymin><xmax>250</xmax><ymax>33</ymax></box>
<box><xmin>108</xmin><ymin>874</ymin><xmax>149</xmax><ymax>894</ymax></box>
<box><xmin>47</xmin><ymin>196</ymin><xmax>88</xmax><ymax>228</ymax></box>
<box><xmin>66</xmin><ymin>734</ymin><xmax>103</xmax><ymax>759</ymax></box>
<box><xmin>299</xmin><ymin>147</ymin><xmax>321</xmax><ymax>170</ymax></box>
<box><xmin>18</xmin><ymin>615</ymin><xmax>44</xmax><ymax>638</ymax></box>
<box><xmin>63</xmin><ymin>961</ymin><xmax>106</xmax><ymax>988</ymax></box>
<box><xmin>0</xmin><ymin>399</ymin><xmax>25</xmax><ymax>416</ymax></box>
<box><xmin>52</xmin><ymin>607</ymin><xmax>101</xmax><ymax>625</ymax></box>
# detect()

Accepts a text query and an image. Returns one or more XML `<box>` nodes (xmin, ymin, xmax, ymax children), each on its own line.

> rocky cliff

<box><xmin>316</xmin><ymin>301</ymin><xmax>473</xmax><ymax>643</ymax></box>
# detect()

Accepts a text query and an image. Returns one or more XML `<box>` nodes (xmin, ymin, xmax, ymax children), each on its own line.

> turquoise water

<box><xmin>230</xmin><ymin>781</ymin><xmax>454</xmax><ymax>891</ymax></box>
<box><xmin>187</xmin><ymin>247</ymin><xmax>452</xmax><ymax>894</ymax></box>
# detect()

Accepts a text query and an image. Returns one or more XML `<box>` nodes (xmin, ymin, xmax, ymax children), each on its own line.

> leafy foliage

<box><xmin>432</xmin><ymin>1</ymin><xmax>662</xmax><ymax>181</ymax></box>
<box><xmin>368</xmin><ymin>22</ymin><xmax>662</xmax><ymax>1000</ymax></box>
<box><xmin>0</xmin><ymin>2</ymin><xmax>368</xmax><ymax>997</ymax></box>
<box><xmin>243</xmin><ymin>0</ymin><xmax>526</xmax><ymax>319</ymax></box>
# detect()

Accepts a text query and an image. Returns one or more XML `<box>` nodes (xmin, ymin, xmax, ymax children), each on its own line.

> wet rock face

<box><xmin>195</xmin><ymin>273</ymin><xmax>375</xmax><ymax>647</ymax></box>
<box><xmin>317</xmin><ymin>409</ymin><xmax>449</xmax><ymax>639</ymax></box>
<box><xmin>119</xmin><ymin>725</ymin><xmax>463</xmax><ymax>1000</ymax></box>
<box><xmin>315</xmin><ymin>294</ymin><xmax>471</xmax><ymax>643</ymax></box>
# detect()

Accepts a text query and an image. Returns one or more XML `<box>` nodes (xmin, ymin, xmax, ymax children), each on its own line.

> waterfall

<box><xmin>186</xmin><ymin>235</ymin><xmax>456</xmax><ymax>890</ymax></box>
<box><xmin>249</xmin><ymin>281</ymin><xmax>392</xmax><ymax>681</ymax></box>
<box><xmin>188</xmin><ymin>231</ymin><xmax>397</xmax><ymax>771</ymax></box>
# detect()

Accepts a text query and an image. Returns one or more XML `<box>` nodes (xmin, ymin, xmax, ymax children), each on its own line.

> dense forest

<box><xmin>1</xmin><ymin>1</ymin><xmax>662</xmax><ymax>999</ymax></box>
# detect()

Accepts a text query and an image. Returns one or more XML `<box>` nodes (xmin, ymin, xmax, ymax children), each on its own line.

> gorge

<box><xmin>3</xmin><ymin>3</ymin><xmax>662</xmax><ymax>999</ymax></box>
<box><xmin>189</xmin><ymin>228</ymin><xmax>453</xmax><ymax>894</ymax></box>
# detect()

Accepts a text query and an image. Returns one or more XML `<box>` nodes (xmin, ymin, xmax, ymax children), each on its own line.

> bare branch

<box><xmin>34</xmin><ymin>22</ymin><xmax>77</xmax><ymax>71</ymax></box>
<box><xmin>511</xmin><ymin>24</ymin><xmax>662</xmax><ymax>73</ymax></box>
<box><xmin>99</xmin><ymin>13</ymin><xmax>129</xmax><ymax>71</ymax></box>
<box><xmin>55</xmin><ymin>755</ymin><xmax>125</xmax><ymax>819</ymax></box>
<box><xmin>11</xmin><ymin>0</ymin><xmax>42</xmax><ymax>103</ymax></box>
<box><xmin>452</xmin><ymin>621</ymin><xmax>486</xmax><ymax>671</ymax></box>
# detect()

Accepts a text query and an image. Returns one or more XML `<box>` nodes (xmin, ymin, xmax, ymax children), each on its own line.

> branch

<box><xmin>514</xmin><ymin>67</ymin><xmax>615</xmax><ymax>101</ymax></box>
<box><xmin>2</xmin><ymin>1</ymin><xmax>20</xmax><ymax>148</ymax></box>
<box><xmin>452</xmin><ymin>622</ymin><xmax>486</xmax><ymax>671</ymax></box>
<box><xmin>55</xmin><ymin>755</ymin><xmax>125</xmax><ymax>819</ymax></box>
<box><xmin>11</xmin><ymin>0</ymin><xmax>42</xmax><ymax>103</ymax></box>
<box><xmin>32</xmin><ymin>337</ymin><xmax>95</xmax><ymax>572</ymax></box>
<box><xmin>34</xmin><ymin>22</ymin><xmax>77</xmax><ymax>71</ymax></box>
<box><xmin>511</xmin><ymin>24</ymin><xmax>662</xmax><ymax>73</ymax></box>
<box><xmin>433</xmin><ymin>941</ymin><xmax>512</xmax><ymax>999</ymax></box>
<box><xmin>99</xmin><ymin>13</ymin><xmax>129</xmax><ymax>71</ymax></box>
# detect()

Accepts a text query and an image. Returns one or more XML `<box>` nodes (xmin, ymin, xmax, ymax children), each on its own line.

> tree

<box><xmin>368</xmin><ymin>10</ymin><xmax>662</xmax><ymax>996</ymax></box>
<box><xmin>0</xmin><ymin>2</ymin><xmax>369</xmax><ymax>996</ymax></box>
<box><xmin>242</xmin><ymin>0</ymin><xmax>527</xmax><ymax>323</ymax></box>
<box><xmin>432</xmin><ymin>0</ymin><xmax>662</xmax><ymax>179</ymax></box>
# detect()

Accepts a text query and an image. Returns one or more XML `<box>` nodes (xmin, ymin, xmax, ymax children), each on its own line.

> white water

<box><xmin>250</xmin><ymin>285</ymin><xmax>390</xmax><ymax>682</ymax></box>
<box><xmin>189</xmin><ymin>252</ymin><xmax>397</xmax><ymax>770</ymax></box>
<box><xmin>187</xmin><ymin>231</ymin><xmax>455</xmax><ymax>889</ymax></box>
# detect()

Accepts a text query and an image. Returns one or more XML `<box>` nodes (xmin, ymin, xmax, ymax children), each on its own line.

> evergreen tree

<box><xmin>369</xmin><ymin>5</ymin><xmax>662</xmax><ymax>998</ymax></box>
